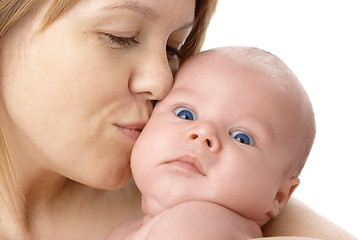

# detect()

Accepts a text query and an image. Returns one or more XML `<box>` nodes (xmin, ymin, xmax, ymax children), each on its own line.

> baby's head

<box><xmin>131</xmin><ymin>46</ymin><xmax>315</xmax><ymax>226</ymax></box>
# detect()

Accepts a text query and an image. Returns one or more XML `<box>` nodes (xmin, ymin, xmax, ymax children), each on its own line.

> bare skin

<box><xmin>263</xmin><ymin>198</ymin><xmax>358</xmax><ymax>240</ymax></box>
<box><xmin>1</xmin><ymin>1</ymin><xmax>357</xmax><ymax>240</ymax></box>
<box><xmin>107</xmin><ymin>47</ymin><xmax>314</xmax><ymax>239</ymax></box>
<box><xmin>0</xmin><ymin>0</ymin><xmax>195</xmax><ymax>239</ymax></box>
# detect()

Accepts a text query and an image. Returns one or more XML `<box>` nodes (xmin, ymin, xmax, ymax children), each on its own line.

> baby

<box><xmin>106</xmin><ymin>46</ymin><xmax>316</xmax><ymax>239</ymax></box>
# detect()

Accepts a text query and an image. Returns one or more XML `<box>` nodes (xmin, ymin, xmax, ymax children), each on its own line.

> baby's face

<box><xmin>131</xmin><ymin>52</ymin><xmax>300</xmax><ymax>221</ymax></box>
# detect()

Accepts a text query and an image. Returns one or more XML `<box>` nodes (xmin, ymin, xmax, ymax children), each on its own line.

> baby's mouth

<box><xmin>166</xmin><ymin>155</ymin><xmax>206</xmax><ymax>176</ymax></box>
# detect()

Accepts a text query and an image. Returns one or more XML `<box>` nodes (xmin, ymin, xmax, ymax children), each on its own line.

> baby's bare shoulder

<box><xmin>146</xmin><ymin>201</ymin><xmax>262</xmax><ymax>240</ymax></box>
<box><xmin>106</xmin><ymin>215</ymin><xmax>144</xmax><ymax>240</ymax></box>
<box><xmin>107</xmin><ymin>201</ymin><xmax>262</xmax><ymax>240</ymax></box>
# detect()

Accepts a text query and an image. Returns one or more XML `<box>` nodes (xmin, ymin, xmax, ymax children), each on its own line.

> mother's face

<box><xmin>0</xmin><ymin>0</ymin><xmax>195</xmax><ymax>189</ymax></box>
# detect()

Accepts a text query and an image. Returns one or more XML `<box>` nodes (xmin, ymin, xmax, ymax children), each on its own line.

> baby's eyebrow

<box><xmin>103</xmin><ymin>1</ymin><xmax>159</xmax><ymax>21</ymax></box>
<box><xmin>240</xmin><ymin>117</ymin><xmax>275</xmax><ymax>147</ymax></box>
<box><xmin>168</xmin><ymin>87</ymin><xmax>197</xmax><ymax>98</ymax></box>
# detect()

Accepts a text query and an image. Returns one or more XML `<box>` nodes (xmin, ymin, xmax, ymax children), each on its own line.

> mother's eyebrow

<box><xmin>103</xmin><ymin>1</ymin><xmax>160</xmax><ymax>20</ymax></box>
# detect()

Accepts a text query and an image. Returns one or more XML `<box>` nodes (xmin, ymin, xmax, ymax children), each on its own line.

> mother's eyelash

<box><xmin>104</xmin><ymin>33</ymin><xmax>139</xmax><ymax>47</ymax></box>
<box><xmin>166</xmin><ymin>45</ymin><xmax>183</xmax><ymax>59</ymax></box>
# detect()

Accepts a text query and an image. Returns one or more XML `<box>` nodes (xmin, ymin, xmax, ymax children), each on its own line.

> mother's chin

<box><xmin>62</xmin><ymin>144</ymin><xmax>134</xmax><ymax>190</ymax></box>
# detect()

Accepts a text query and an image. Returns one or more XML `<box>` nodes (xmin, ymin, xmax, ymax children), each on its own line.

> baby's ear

<box><xmin>267</xmin><ymin>177</ymin><xmax>300</xmax><ymax>218</ymax></box>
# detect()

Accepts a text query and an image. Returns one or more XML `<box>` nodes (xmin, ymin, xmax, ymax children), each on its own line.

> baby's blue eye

<box><xmin>230</xmin><ymin>130</ymin><xmax>254</xmax><ymax>146</ymax></box>
<box><xmin>174</xmin><ymin>107</ymin><xmax>197</xmax><ymax>121</ymax></box>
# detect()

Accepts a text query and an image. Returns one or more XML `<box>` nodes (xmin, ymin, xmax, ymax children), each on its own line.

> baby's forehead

<box><xmin>178</xmin><ymin>47</ymin><xmax>308</xmax><ymax>109</ymax></box>
<box><xmin>192</xmin><ymin>51</ymin><xmax>285</xmax><ymax>88</ymax></box>
<box><xmin>194</xmin><ymin>47</ymin><xmax>289</xmax><ymax>75</ymax></box>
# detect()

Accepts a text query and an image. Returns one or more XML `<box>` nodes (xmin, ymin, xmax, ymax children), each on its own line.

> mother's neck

<box><xmin>0</xmin><ymin>132</ymin><xmax>72</xmax><ymax>239</ymax></box>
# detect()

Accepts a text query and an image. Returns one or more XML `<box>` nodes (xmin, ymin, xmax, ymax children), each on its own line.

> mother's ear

<box><xmin>267</xmin><ymin>177</ymin><xmax>300</xmax><ymax>218</ymax></box>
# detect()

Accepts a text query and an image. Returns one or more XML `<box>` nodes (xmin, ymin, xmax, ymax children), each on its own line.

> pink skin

<box><xmin>131</xmin><ymin>49</ymin><xmax>301</xmax><ymax>226</ymax></box>
<box><xmin>0</xmin><ymin>0</ymin><xmax>195</xmax><ymax>193</ymax></box>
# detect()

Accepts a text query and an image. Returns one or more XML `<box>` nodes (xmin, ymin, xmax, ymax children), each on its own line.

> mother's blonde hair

<box><xmin>0</xmin><ymin>0</ymin><xmax>217</xmax><ymax>210</ymax></box>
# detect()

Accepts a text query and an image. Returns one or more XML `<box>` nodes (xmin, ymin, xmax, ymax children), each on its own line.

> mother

<box><xmin>0</xmin><ymin>0</ymin><xmax>355</xmax><ymax>239</ymax></box>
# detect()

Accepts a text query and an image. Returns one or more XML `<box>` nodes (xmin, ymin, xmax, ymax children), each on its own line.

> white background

<box><xmin>203</xmin><ymin>1</ymin><xmax>360</xmax><ymax>238</ymax></box>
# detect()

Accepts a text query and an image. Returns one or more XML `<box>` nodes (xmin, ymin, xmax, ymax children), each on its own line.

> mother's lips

<box><xmin>166</xmin><ymin>155</ymin><xmax>206</xmax><ymax>176</ymax></box>
<box><xmin>114</xmin><ymin>123</ymin><xmax>145</xmax><ymax>140</ymax></box>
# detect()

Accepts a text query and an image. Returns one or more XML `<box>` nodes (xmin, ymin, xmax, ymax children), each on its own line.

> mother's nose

<box><xmin>128</xmin><ymin>48</ymin><xmax>174</xmax><ymax>101</ymax></box>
